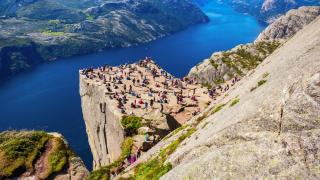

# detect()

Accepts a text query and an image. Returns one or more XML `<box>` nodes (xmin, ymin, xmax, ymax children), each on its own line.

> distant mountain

<box><xmin>192</xmin><ymin>0</ymin><xmax>320</xmax><ymax>23</ymax></box>
<box><xmin>0</xmin><ymin>0</ymin><xmax>209</xmax><ymax>79</ymax></box>
<box><xmin>224</xmin><ymin>0</ymin><xmax>320</xmax><ymax>23</ymax></box>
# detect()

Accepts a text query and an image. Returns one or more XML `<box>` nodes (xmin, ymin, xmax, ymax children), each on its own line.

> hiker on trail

<box><xmin>144</xmin><ymin>102</ymin><xmax>148</xmax><ymax>110</ymax></box>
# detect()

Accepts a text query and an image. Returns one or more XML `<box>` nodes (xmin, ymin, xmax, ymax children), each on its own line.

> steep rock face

<box><xmin>257</xmin><ymin>6</ymin><xmax>320</xmax><ymax>41</ymax></box>
<box><xmin>0</xmin><ymin>0</ymin><xmax>208</xmax><ymax>79</ymax></box>
<box><xmin>160</xmin><ymin>16</ymin><xmax>320</xmax><ymax>179</ymax></box>
<box><xmin>118</xmin><ymin>16</ymin><xmax>320</xmax><ymax>179</ymax></box>
<box><xmin>188</xmin><ymin>6</ymin><xmax>319</xmax><ymax>86</ymax></box>
<box><xmin>80</xmin><ymin>78</ymin><xmax>125</xmax><ymax>170</ymax></box>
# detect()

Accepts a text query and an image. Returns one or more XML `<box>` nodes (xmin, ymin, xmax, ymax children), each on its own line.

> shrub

<box><xmin>121</xmin><ymin>137</ymin><xmax>133</xmax><ymax>159</ymax></box>
<box><xmin>209</xmin><ymin>59</ymin><xmax>219</xmax><ymax>69</ymax></box>
<box><xmin>211</xmin><ymin>104</ymin><xmax>225</xmax><ymax>115</ymax></box>
<box><xmin>230</xmin><ymin>98</ymin><xmax>240</xmax><ymax>107</ymax></box>
<box><xmin>121</xmin><ymin>116</ymin><xmax>143</xmax><ymax>135</ymax></box>
<box><xmin>258</xmin><ymin>80</ymin><xmax>267</xmax><ymax>87</ymax></box>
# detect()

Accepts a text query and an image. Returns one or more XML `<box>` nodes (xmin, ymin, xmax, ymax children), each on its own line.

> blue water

<box><xmin>0</xmin><ymin>1</ymin><xmax>265</xmax><ymax>170</ymax></box>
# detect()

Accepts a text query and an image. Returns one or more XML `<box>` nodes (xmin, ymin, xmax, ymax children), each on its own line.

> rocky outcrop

<box><xmin>0</xmin><ymin>0</ymin><xmax>209</xmax><ymax>79</ymax></box>
<box><xmin>119</xmin><ymin>16</ymin><xmax>320</xmax><ymax>179</ymax></box>
<box><xmin>80</xmin><ymin>60</ymin><xmax>211</xmax><ymax>171</ymax></box>
<box><xmin>188</xmin><ymin>6</ymin><xmax>319</xmax><ymax>86</ymax></box>
<box><xmin>80</xmin><ymin>78</ymin><xmax>125</xmax><ymax>170</ymax></box>
<box><xmin>257</xmin><ymin>6</ymin><xmax>320</xmax><ymax>41</ymax></box>
<box><xmin>0</xmin><ymin>131</ymin><xmax>89</xmax><ymax>180</ymax></box>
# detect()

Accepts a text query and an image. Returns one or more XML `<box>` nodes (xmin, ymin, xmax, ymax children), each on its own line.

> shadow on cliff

<box><xmin>154</xmin><ymin>113</ymin><xmax>181</xmax><ymax>138</ymax></box>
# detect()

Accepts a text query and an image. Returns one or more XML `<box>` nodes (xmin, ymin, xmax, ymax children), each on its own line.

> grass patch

<box><xmin>88</xmin><ymin>166</ymin><xmax>110</xmax><ymax>180</ymax></box>
<box><xmin>251</xmin><ymin>79</ymin><xmax>268</xmax><ymax>92</ymax></box>
<box><xmin>201</xmin><ymin>82</ymin><xmax>212</xmax><ymax>89</ymax></box>
<box><xmin>209</xmin><ymin>59</ymin><xmax>219</xmax><ymax>69</ymax></box>
<box><xmin>121</xmin><ymin>137</ymin><xmax>133</xmax><ymax>159</ymax></box>
<box><xmin>47</xmin><ymin>138</ymin><xmax>71</xmax><ymax>176</ymax></box>
<box><xmin>121</xmin><ymin>116</ymin><xmax>143</xmax><ymax>135</ymax></box>
<box><xmin>258</xmin><ymin>80</ymin><xmax>267</xmax><ymax>86</ymax></box>
<box><xmin>230</xmin><ymin>98</ymin><xmax>240</xmax><ymax>107</ymax></box>
<box><xmin>0</xmin><ymin>131</ymin><xmax>49</xmax><ymax>178</ymax></box>
<box><xmin>134</xmin><ymin>158</ymin><xmax>172</xmax><ymax>180</ymax></box>
<box><xmin>162</xmin><ymin>125</ymin><xmax>188</xmax><ymax>141</ymax></box>
<box><xmin>88</xmin><ymin>137</ymin><xmax>134</xmax><ymax>180</ymax></box>
<box><xmin>133</xmin><ymin>128</ymin><xmax>196</xmax><ymax>180</ymax></box>
<box><xmin>201</xmin><ymin>122</ymin><xmax>210</xmax><ymax>129</ymax></box>
<box><xmin>159</xmin><ymin>128</ymin><xmax>196</xmax><ymax>159</ymax></box>
<box><xmin>213</xmin><ymin>78</ymin><xmax>225</xmax><ymax>85</ymax></box>
<box><xmin>211</xmin><ymin>104</ymin><xmax>225</xmax><ymax>115</ymax></box>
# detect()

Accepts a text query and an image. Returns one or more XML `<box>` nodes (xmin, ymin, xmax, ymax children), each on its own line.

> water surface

<box><xmin>0</xmin><ymin>1</ymin><xmax>265</xmax><ymax>169</ymax></box>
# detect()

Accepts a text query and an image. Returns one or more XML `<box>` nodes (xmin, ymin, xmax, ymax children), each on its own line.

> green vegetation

<box><xmin>250</xmin><ymin>79</ymin><xmax>268</xmax><ymax>92</ymax></box>
<box><xmin>256</xmin><ymin>41</ymin><xmax>281</xmax><ymax>55</ymax></box>
<box><xmin>88</xmin><ymin>137</ymin><xmax>134</xmax><ymax>180</ymax></box>
<box><xmin>121</xmin><ymin>137</ymin><xmax>134</xmax><ymax>159</ymax></box>
<box><xmin>0</xmin><ymin>131</ymin><xmax>49</xmax><ymax>178</ymax></box>
<box><xmin>134</xmin><ymin>128</ymin><xmax>196</xmax><ymax>180</ymax></box>
<box><xmin>195</xmin><ymin>112</ymin><xmax>209</xmax><ymax>126</ymax></box>
<box><xmin>234</xmin><ymin>48</ymin><xmax>262</xmax><ymax>70</ymax></box>
<box><xmin>42</xmin><ymin>30</ymin><xmax>65</xmax><ymax>36</ymax></box>
<box><xmin>258</xmin><ymin>80</ymin><xmax>267</xmax><ymax>86</ymax></box>
<box><xmin>47</xmin><ymin>138</ymin><xmax>72</xmax><ymax>176</ymax></box>
<box><xmin>230</xmin><ymin>98</ymin><xmax>240</xmax><ymax>107</ymax></box>
<box><xmin>262</xmin><ymin>72</ymin><xmax>270</xmax><ymax>78</ymax></box>
<box><xmin>211</xmin><ymin>104</ymin><xmax>226</xmax><ymax>115</ymax></box>
<box><xmin>209</xmin><ymin>59</ymin><xmax>219</xmax><ymax>69</ymax></box>
<box><xmin>86</xmin><ymin>13</ymin><xmax>95</xmax><ymax>21</ymax></box>
<box><xmin>201</xmin><ymin>82</ymin><xmax>212</xmax><ymax>89</ymax></box>
<box><xmin>201</xmin><ymin>122</ymin><xmax>210</xmax><ymax>129</ymax></box>
<box><xmin>0</xmin><ymin>131</ymin><xmax>73</xmax><ymax>179</ymax></box>
<box><xmin>88</xmin><ymin>166</ymin><xmax>110</xmax><ymax>180</ymax></box>
<box><xmin>162</xmin><ymin>125</ymin><xmax>188</xmax><ymax>141</ymax></box>
<box><xmin>159</xmin><ymin>128</ymin><xmax>196</xmax><ymax>158</ymax></box>
<box><xmin>213</xmin><ymin>78</ymin><xmax>225</xmax><ymax>85</ymax></box>
<box><xmin>121</xmin><ymin>116</ymin><xmax>143</xmax><ymax>135</ymax></box>
<box><xmin>134</xmin><ymin>158</ymin><xmax>172</xmax><ymax>180</ymax></box>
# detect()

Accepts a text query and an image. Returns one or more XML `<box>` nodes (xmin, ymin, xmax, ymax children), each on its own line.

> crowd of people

<box><xmin>81</xmin><ymin>57</ymin><xmax>212</xmax><ymax>118</ymax></box>
<box><xmin>81</xmin><ymin>57</ymin><xmax>243</xmax><ymax>178</ymax></box>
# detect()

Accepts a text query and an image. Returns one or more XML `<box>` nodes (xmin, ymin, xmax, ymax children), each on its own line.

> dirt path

<box><xmin>34</xmin><ymin>139</ymin><xmax>54</xmax><ymax>179</ymax></box>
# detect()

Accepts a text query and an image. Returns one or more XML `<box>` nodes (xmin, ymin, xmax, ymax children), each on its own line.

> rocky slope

<box><xmin>188</xmin><ymin>6</ymin><xmax>319</xmax><ymax>86</ymax></box>
<box><xmin>0</xmin><ymin>130</ymin><xmax>89</xmax><ymax>179</ymax></box>
<box><xmin>79</xmin><ymin>60</ymin><xmax>212</xmax><ymax>171</ymax></box>
<box><xmin>0</xmin><ymin>0</ymin><xmax>208</xmax><ymax>79</ymax></box>
<box><xmin>257</xmin><ymin>6</ymin><xmax>320</xmax><ymax>41</ymax></box>
<box><xmin>118</xmin><ymin>15</ymin><xmax>320</xmax><ymax>179</ymax></box>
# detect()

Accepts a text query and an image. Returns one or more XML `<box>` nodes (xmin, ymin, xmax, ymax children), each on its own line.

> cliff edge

<box><xmin>118</xmin><ymin>16</ymin><xmax>320</xmax><ymax>179</ymax></box>
<box><xmin>0</xmin><ymin>130</ymin><xmax>89</xmax><ymax>180</ymax></box>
